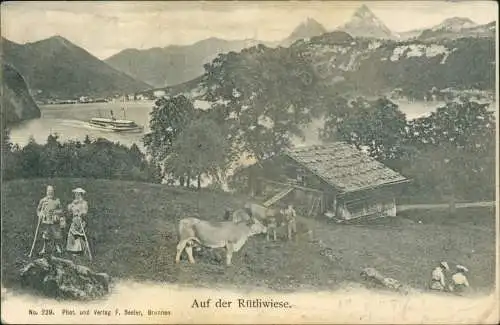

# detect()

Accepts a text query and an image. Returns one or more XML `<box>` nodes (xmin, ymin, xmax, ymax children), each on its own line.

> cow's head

<box><xmin>247</xmin><ymin>218</ymin><xmax>267</xmax><ymax>235</ymax></box>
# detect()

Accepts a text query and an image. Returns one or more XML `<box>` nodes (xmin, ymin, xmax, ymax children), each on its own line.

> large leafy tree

<box><xmin>402</xmin><ymin>98</ymin><xmax>496</xmax><ymax>200</ymax></box>
<box><xmin>166</xmin><ymin>116</ymin><xmax>232</xmax><ymax>189</ymax></box>
<box><xmin>321</xmin><ymin>97</ymin><xmax>408</xmax><ymax>162</ymax></box>
<box><xmin>406</xmin><ymin>98</ymin><xmax>494</xmax><ymax>149</ymax></box>
<box><xmin>143</xmin><ymin>95</ymin><xmax>195</xmax><ymax>164</ymax></box>
<box><xmin>201</xmin><ymin>45</ymin><xmax>323</xmax><ymax>161</ymax></box>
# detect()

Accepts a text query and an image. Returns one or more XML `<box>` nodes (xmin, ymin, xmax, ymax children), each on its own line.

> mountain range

<box><xmin>104</xmin><ymin>18</ymin><xmax>330</xmax><ymax>88</ymax></box>
<box><xmin>417</xmin><ymin>20</ymin><xmax>496</xmax><ymax>41</ymax></box>
<box><xmin>1</xmin><ymin>4</ymin><xmax>496</xmax><ymax>105</ymax></box>
<box><xmin>146</xmin><ymin>28</ymin><xmax>495</xmax><ymax>105</ymax></box>
<box><xmin>1</xmin><ymin>36</ymin><xmax>151</xmax><ymax>100</ymax></box>
<box><xmin>105</xmin><ymin>38</ymin><xmax>263</xmax><ymax>88</ymax></box>
<box><xmin>105</xmin><ymin>5</ymin><xmax>496</xmax><ymax>88</ymax></box>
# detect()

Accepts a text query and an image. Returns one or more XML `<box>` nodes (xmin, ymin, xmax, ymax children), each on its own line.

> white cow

<box><xmin>175</xmin><ymin>217</ymin><xmax>267</xmax><ymax>265</ymax></box>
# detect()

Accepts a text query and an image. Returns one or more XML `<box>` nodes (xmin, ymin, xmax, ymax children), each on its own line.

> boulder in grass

<box><xmin>360</xmin><ymin>267</ymin><xmax>411</xmax><ymax>294</ymax></box>
<box><xmin>19</xmin><ymin>256</ymin><xmax>111</xmax><ymax>300</ymax></box>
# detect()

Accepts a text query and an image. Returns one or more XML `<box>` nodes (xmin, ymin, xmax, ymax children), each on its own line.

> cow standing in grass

<box><xmin>175</xmin><ymin>217</ymin><xmax>267</xmax><ymax>265</ymax></box>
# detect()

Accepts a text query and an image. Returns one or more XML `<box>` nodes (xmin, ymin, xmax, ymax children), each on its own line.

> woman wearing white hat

<box><xmin>67</xmin><ymin>188</ymin><xmax>88</xmax><ymax>219</ymax></box>
<box><xmin>430</xmin><ymin>261</ymin><xmax>450</xmax><ymax>291</ymax></box>
<box><xmin>449</xmin><ymin>265</ymin><xmax>470</xmax><ymax>293</ymax></box>
<box><xmin>66</xmin><ymin>188</ymin><xmax>89</xmax><ymax>255</ymax></box>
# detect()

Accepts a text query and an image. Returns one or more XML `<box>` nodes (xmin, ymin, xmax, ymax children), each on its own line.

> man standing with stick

<box><xmin>31</xmin><ymin>185</ymin><xmax>64</xmax><ymax>256</ymax></box>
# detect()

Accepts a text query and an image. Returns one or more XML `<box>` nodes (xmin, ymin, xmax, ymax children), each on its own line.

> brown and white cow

<box><xmin>175</xmin><ymin>217</ymin><xmax>267</xmax><ymax>265</ymax></box>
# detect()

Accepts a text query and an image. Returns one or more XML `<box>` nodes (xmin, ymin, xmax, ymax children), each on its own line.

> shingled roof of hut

<box><xmin>285</xmin><ymin>142</ymin><xmax>408</xmax><ymax>193</ymax></box>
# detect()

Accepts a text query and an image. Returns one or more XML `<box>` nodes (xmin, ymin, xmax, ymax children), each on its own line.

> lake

<box><xmin>9</xmin><ymin>101</ymin><xmax>155</xmax><ymax>149</ymax></box>
<box><xmin>9</xmin><ymin>100</ymin><xmax>496</xmax><ymax>149</ymax></box>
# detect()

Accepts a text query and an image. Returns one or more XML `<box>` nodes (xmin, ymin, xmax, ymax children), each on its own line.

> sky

<box><xmin>1</xmin><ymin>1</ymin><xmax>498</xmax><ymax>59</ymax></box>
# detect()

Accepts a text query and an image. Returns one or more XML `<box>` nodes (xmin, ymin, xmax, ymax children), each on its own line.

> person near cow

<box><xmin>449</xmin><ymin>265</ymin><xmax>470</xmax><ymax>293</ymax></box>
<box><xmin>36</xmin><ymin>185</ymin><xmax>64</xmax><ymax>255</ymax></box>
<box><xmin>283</xmin><ymin>204</ymin><xmax>297</xmax><ymax>241</ymax></box>
<box><xmin>243</xmin><ymin>203</ymin><xmax>253</xmax><ymax>218</ymax></box>
<box><xmin>266</xmin><ymin>217</ymin><xmax>278</xmax><ymax>241</ymax></box>
<box><xmin>66</xmin><ymin>188</ymin><xmax>89</xmax><ymax>255</ymax></box>
<box><xmin>429</xmin><ymin>261</ymin><xmax>450</xmax><ymax>291</ymax></box>
<box><xmin>224</xmin><ymin>207</ymin><xmax>233</xmax><ymax>221</ymax></box>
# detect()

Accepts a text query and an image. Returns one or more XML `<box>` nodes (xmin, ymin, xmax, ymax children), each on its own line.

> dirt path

<box><xmin>397</xmin><ymin>201</ymin><xmax>495</xmax><ymax>211</ymax></box>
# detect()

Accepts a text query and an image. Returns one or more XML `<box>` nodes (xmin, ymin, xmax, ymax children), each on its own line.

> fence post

<box><xmin>448</xmin><ymin>195</ymin><xmax>456</xmax><ymax>215</ymax></box>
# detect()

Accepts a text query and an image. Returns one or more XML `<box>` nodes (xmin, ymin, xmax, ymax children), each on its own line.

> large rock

<box><xmin>1</xmin><ymin>62</ymin><xmax>41</xmax><ymax>125</ymax></box>
<box><xmin>360</xmin><ymin>267</ymin><xmax>412</xmax><ymax>294</ymax></box>
<box><xmin>19</xmin><ymin>256</ymin><xmax>111</xmax><ymax>300</ymax></box>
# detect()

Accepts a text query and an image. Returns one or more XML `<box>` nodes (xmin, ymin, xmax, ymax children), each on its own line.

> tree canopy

<box><xmin>321</xmin><ymin>97</ymin><xmax>408</xmax><ymax>162</ymax></box>
<box><xmin>166</xmin><ymin>117</ymin><xmax>232</xmax><ymax>188</ymax></box>
<box><xmin>320</xmin><ymin>96</ymin><xmax>495</xmax><ymax>201</ymax></box>
<box><xmin>201</xmin><ymin>45</ymin><xmax>326</xmax><ymax>160</ymax></box>
<box><xmin>3</xmin><ymin>133</ymin><xmax>161</xmax><ymax>183</ymax></box>
<box><xmin>143</xmin><ymin>95</ymin><xmax>195</xmax><ymax>164</ymax></box>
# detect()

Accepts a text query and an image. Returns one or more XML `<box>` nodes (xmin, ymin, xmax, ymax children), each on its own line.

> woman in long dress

<box><xmin>66</xmin><ymin>215</ymin><xmax>86</xmax><ymax>254</ymax></box>
<box><xmin>66</xmin><ymin>188</ymin><xmax>89</xmax><ymax>255</ymax></box>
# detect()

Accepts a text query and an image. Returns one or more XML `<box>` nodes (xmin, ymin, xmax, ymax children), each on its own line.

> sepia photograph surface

<box><xmin>1</xmin><ymin>1</ymin><xmax>498</xmax><ymax>324</ymax></box>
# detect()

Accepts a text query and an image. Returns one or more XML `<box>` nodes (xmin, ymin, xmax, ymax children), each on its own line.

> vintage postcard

<box><xmin>1</xmin><ymin>0</ymin><xmax>498</xmax><ymax>324</ymax></box>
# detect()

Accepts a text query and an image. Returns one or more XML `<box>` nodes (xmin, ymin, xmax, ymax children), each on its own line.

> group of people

<box><xmin>430</xmin><ymin>261</ymin><xmax>470</xmax><ymax>293</ymax></box>
<box><xmin>35</xmin><ymin>185</ymin><xmax>90</xmax><ymax>257</ymax></box>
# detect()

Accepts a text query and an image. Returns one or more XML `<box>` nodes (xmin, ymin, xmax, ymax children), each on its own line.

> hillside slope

<box><xmin>1</xmin><ymin>36</ymin><xmax>151</xmax><ymax>99</ymax></box>
<box><xmin>1</xmin><ymin>62</ymin><xmax>41</xmax><ymax>125</ymax></box>
<box><xmin>2</xmin><ymin>178</ymin><xmax>495</xmax><ymax>294</ymax></box>
<box><xmin>157</xmin><ymin>31</ymin><xmax>495</xmax><ymax>102</ymax></box>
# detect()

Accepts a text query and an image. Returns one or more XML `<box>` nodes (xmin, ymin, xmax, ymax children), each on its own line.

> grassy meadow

<box><xmin>1</xmin><ymin>178</ymin><xmax>496</xmax><ymax>295</ymax></box>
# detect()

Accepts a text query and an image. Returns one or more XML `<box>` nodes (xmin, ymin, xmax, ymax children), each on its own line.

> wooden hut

<box><xmin>236</xmin><ymin>142</ymin><xmax>410</xmax><ymax>221</ymax></box>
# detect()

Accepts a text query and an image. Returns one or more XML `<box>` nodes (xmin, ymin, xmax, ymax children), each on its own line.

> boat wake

<box><xmin>10</xmin><ymin>118</ymin><xmax>145</xmax><ymax>148</ymax></box>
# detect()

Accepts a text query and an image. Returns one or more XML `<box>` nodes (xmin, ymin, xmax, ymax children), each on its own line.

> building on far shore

<box><xmin>153</xmin><ymin>90</ymin><xmax>166</xmax><ymax>98</ymax></box>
